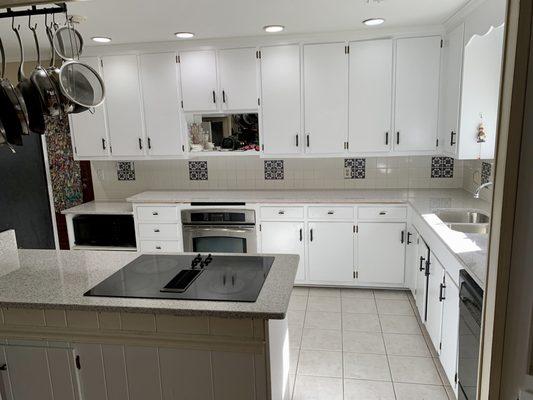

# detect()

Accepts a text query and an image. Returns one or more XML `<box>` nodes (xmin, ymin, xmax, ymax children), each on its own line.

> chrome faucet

<box><xmin>474</xmin><ymin>182</ymin><xmax>493</xmax><ymax>199</ymax></box>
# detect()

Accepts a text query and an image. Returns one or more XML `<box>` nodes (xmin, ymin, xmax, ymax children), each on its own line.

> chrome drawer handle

<box><xmin>278</xmin><ymin>210</ymin><xmax>285</xmax><ymax>215</ymax></box>
<box><xmin>152</xmin><ymin>211</ymin><xmax>159</xmax><ymax>216</ymax></box>
<box><xmin>327</xmin><ymin>210</ymin><xmax>335</xmax><ymax>215</ymax></box>
<box><xmin>155</xmin><ymin>246</ymin><xmax>162</xmax><ymax>250</ymax></box>
<box><xmin>379</xmin><ymin>211</ymin><xmax>387</xmax><ymax>215</ymax></box>
<box><xmin>154</xmin><ymin>229</ymin><xmax>160</xmax><ymax>233</ymax></box>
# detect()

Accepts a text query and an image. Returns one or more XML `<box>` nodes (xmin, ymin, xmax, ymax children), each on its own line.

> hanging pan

<box><xmin>0</xmin><ymin>119</ymin><xmax>16</xmax><ymax>153</ymax></box>
<box><xmin>0</xmin><ymin>36</ymin><xmax>28</xmax><ymax>146</ymax></box>
<box><xmin>28</xmin><ymin>20</ymin><xmax>61</xmax><ymax>117</ymax></box>
<box><xmin>13</xmin><ymin>18</ymin><xmax>46</xmax><ymax>135</ymax></box>
<box><xmin>52</xmin><ymin>18</ymin><xmax>83</xmax><ymax>61</ymax></box>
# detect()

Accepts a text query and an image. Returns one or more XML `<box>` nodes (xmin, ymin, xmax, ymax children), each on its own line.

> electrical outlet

<box><xmin>96</xmin><ymin>168</ymin><xmax>105</xmax><ymax>181</ymax></box>
<box><xmin>344</xmin><ymin>166</ymin><xmax>353</xmax><ymax>179</ymax></box>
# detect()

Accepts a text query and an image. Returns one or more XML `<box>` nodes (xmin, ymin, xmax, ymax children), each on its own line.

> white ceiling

<box><xmin>0</xmin><ymin>0</ymin><xmax>469</xmax><ymax>62</ymax></box>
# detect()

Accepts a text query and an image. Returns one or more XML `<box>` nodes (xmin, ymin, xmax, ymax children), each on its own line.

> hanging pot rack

<box><xmin>0</xmin><ymin>3</ymin><xmax>67</xmax><ymax>20</ymax></box>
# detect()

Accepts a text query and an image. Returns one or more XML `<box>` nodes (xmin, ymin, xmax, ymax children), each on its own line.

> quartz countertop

<box><xmin>127</xmin><ymin>188</ymin><xmax>490</xmax><ymax>287</ymax></box>
<box><xmin>61</xmin><ymin>201</ymin><xmax>133</xmax><ymax>215</ymax></box>
<box><xmin>0</xmin><ymin>249</ymin><xmax>299</xmax><ymax>319</ymax></box>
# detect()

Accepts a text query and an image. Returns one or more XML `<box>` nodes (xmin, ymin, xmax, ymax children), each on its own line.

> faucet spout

<box><xmin>474</xmin><ymin>182</ymin><xmax>493</xmax><ymax>199</ymax></box>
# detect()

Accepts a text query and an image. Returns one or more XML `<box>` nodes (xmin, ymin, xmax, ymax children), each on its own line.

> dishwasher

<box><xmin>458</xmin><ymin>269</ymin><xmax>484</xmax><ymax>400</ymax></box>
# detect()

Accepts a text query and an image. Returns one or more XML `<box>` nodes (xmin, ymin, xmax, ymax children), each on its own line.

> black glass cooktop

<box><xmin>84</xmin><ymin>254</ymin><xmax>275</xmax><ymax>302</ymax></box>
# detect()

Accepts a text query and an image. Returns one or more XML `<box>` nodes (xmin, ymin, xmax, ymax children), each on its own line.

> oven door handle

<box><xmin>183</xmin><ymin>226</ymin><xmax>256</xmax><ymax>232</ymax></box>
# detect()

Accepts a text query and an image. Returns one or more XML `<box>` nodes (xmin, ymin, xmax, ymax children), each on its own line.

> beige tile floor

<box><xmin>287</xmin><ymin>287</ymin><xmax>456</xmax><ymax>400</ymax></box>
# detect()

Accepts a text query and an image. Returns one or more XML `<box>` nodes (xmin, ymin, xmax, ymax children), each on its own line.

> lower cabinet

<box><xmin>440</xmin><ymin>272</ymin><xmax>460</xmax><ymax>394</ymax></box>
<box><xmin>260</xmin><ymin>221</ymin><xmax>306</xmax><ymax>283</ymax></box>
<box><xmin>415</xmin><ymin>237</ymin><xmax>429</xmax><ymax>320</ymax></box>
<box><xmin>356</xmin><ymin>222</ymin><xmax>406</xmax><ymax>286</ymax></box>
<box><xmin>425</xmin><ymin>252</ymin><xmax>444</xmax><ymax>351</ymax></box>
<box><xmin>405</xmin><ymin>225</ymin><xmax>419</xmax><ymax>293</ymax></box>
<box><xmin>0</xmin><ymin>341</ymin><xmax>81</xmax><ymax>400</ymax></box>
<box><xmin>308</xmin><ymin>222</ymin><xmax>354</xmax><ymax>283</ymax></box>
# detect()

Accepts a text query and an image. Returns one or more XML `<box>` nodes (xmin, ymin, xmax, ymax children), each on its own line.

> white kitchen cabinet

<box><xmin>70</xmin><ymin>57</ymin><xmax>109</xmax><ymax>159</ymax></box>
<box><xmin>74</xmin><ymin>343</ymin><xmax>108</xmax><ymax>400</ymax></box>
<box><xmin>425</xmin><ymin>252</ymin><xmax>444</xmax><ymax>352</ymax></box>
<box><xmin>139</xmin><ymin>52</ymin><xmax>184</xmax><ymax>157</ymax></box>
<box><xmin>394</xmin><ymin>36</ymin><xmax>441</xmax><ymax>152</ymax></box>
<box><xmin>440</xmin><ymin>24</ymin><xmax>465</xmax><ymax>156</ymax></box>
<box><xmin>303</xmin><ymin>42</ymin><xmax>348</xmax><ymax>155</ymax></box>
<box><xmin>348</xmin><ymin>39</ymin><xmax>393</xmax><ymax>153</ymax></box>
<box><xmin>218</xmin><ymin>48</ymin><xmax>258</xmax><ymax>111</ymax></box>
<box><xmin>440</xmin><ymin>272</ymin><xmax>460</xmax><ymax>390</ymax></box>
<box><xmin>405</xmin><ymin>225</ymin><xmax>419</xmax><ymax>294</ymax></box>
<box><xmin>261</xmin><ymin>221</ymin><xmax>306</xmax><ymax>283</ymax></box>
<box><xmin>415</xmin><ymin>238</ymin><xmax>429</xmax><ymax>320</ymax></box>
<box><xmin>356</xmin><ymin>222</ymin><xmax>406</xmax><ymax>286</ymax></box>
<box><xmin>458</xmin><ymin>24</ymin><xmax>504</xmax><ymax>160</ymax></box>
<box><xmin>259</xmin><ymin>45</ymin><xmax>301</xmax><ymax>155</ymax></box>
<box><xmin>125</xmin><ymin>346</ymin><xmax>162</xmax><ymax>400</ymax></box>
<box><xmin>308</xmin><ymin>222</ymin><xmax>354</xmax><ymax>283</ymax></box>
<box><xmin>1</xmin><ymin>341</ymin><xmax>80</xmax><ymax>400</ymax></box>
<box><xmin>101</xmin><ymin>54</ymin><xmax>146</xmax><ymax>158</ymax></box>
<box><xmin>179</xmin><ymin>50</ymin><xmax>218</xmax><ymax>112</ymax></box>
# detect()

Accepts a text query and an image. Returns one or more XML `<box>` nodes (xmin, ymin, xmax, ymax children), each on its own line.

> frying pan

<box><xmin>13</xmin><ymin>19</ymin><xmax>46</xmax><ymax>135</ymax></box>
<box><xmin>28</xmin><ymin>22</ymin><xmax>61</xmax><ymax>117</ymax></box>
<box><xmin>0</xmin><ymin>36</ymin><xmax>28</xmax><ymax>146</ymax></box>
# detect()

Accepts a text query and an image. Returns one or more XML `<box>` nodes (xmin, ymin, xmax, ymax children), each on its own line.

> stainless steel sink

<box><xmin>448</xmin><ymin>223</ymin><xmax>490</xmax><ymax>235</ymax></box>
<box><xmin>434</xmin><ymin>209</ymin><xmax>490</xmax><ymax>224</ymax></box>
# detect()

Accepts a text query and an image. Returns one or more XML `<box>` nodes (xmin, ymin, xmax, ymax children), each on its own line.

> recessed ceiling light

<box><xmin>175</xmin><ymin>32</ymin><xmax>195</xmax><ymax>39</ymax></box>
<box><xmin>91</xmin><ymin>37</ymin><xmax>112</xmax><ymax>43</ymax></box>
<box><xmin>263</xmin><ymin>25</ymin><xmax>284</xmax><ymax>33</ymax></box>
<box><xmin>363</xmin><ymin>18</ymin><xmax>385</xmax><ymax>26</ymax></box>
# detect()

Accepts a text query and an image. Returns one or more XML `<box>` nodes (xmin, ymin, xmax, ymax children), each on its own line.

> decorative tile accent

<box><xmin>188</xmin><ymin>161</ymin><xmax>208</xmax><ymax>181</ymax></box>
<box><xmin>481</xmin><ymin>162</ymin><xmax>492</xmax><ymax>184</ymax></box>
<box><xmin>344</xmin><ymin>158</ymin><xmax>366</xmax><ymax>179</ymax></box>
<box><xmin>117</xmin><ymin>161</ymin><xmax>135</xmax><ymax>181</ymax></box>
<box><xmin>264</xmin><ymin>160</ymin><xmax>284</xmax><ymax>180</ymax></box>
<box><xmin>430</xmin><ymin>157</ymin><xmax>454</xmax><ymax>179</ymax></box>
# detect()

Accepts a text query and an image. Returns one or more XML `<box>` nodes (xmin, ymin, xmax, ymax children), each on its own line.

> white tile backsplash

<box><xmin>91</xmin><ymin>156</ymin><xmax>465</xmax><ymax>201</ymax></box>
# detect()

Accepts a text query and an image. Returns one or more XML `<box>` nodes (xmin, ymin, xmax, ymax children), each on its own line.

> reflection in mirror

<box><xmin>185</xmin><ymin>113</ymin><xmax>259</xmax><ymax>153</ymax></box>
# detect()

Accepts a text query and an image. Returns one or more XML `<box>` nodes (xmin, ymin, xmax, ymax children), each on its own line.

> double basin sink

<box><xmin>434</xmin><ymin>209</ymin><xmax>490</xmax><ymax>235</ymax></box>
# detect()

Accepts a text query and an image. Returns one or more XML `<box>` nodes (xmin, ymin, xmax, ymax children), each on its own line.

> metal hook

<box><xmin>11</xmin><ymin>16</ymin><xmax>20</xmax><ymax>32</ymax></box>
<box><xmin>28</xmin><ymin>14</ymin><xmax>37</xmax><ymax>31</ymax></box>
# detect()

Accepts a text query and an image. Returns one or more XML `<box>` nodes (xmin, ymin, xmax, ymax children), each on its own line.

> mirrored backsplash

<box><xmin>90</xmin><ymin>156</ymin><xmax>481</xmax><ymax>201</ymax></box>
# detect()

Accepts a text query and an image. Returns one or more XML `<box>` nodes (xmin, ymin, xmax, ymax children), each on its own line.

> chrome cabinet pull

<box><xmin>450</xmin><ymin>130</ymin><xmax>457</xmax><ymax>146</ymax></box>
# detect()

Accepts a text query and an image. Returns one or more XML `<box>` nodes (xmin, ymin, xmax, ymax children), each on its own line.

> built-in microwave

<box><xmin>72</xmin><ymin>214</ymin><xmax>136</xmax><ymax>249</ymax></box>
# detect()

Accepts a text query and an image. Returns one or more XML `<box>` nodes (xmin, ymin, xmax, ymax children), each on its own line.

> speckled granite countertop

<box><xmin>0</xmin><ymin>247</ymin><xmax>299</xmax><ymax>319</ymax></box>
<box><xmin>61</xmin><ymin>201</ymin><xmax>133</xmax><ymax>215</ymax></box>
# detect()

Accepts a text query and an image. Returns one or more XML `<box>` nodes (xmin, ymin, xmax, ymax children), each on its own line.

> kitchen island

<box><xmin>0</xmin><ymin>231</ymin><xmax>298</xmax><ymax>400</ymax></box>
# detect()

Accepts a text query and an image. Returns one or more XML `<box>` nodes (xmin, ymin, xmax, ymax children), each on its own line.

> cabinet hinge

<box><xmin>257</xmin><ymin>98</ymin><xmax>261</xmax><ymax>106</ymax></box>
<box><xmin>256</xmin><ymin>50</ymin><xmax>261</xmax><ymax>59</ymax></box>
<box><xmin>176</xmin><ymin>55</ymin><xmax>180</xmax><ymax>63</ymax></box>
<box><xmin>75</xmin><ymin>355</ymin><xmax>81</xmax><ymax>370</ymax></box>
<box><xmin>345</xmin><ymin>45</ymin><xmax>350</xmax><ymax>54</ymax></box>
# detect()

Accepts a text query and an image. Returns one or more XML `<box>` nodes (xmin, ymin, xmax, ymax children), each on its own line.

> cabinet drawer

<box><xmin>137</xmin><ymin>206</ymin><xmax>179</xmax><ymax>222</ymax></box>
<box><xmin>139</xmin><ymin>240</ymin><xmax>181</xmax><ymax>253</ymax></box>
<box><xmin>138</xmin><ymin>223</ymin><xmax>180</xmax><ymax>240</ymax></box>
<box><xmin>308</xmin><ymin>206</ymin><xmax>354</xmax><ymax>220</ymax></box>
<box><xmin>260</xmin><ymin>206</ymin><xmax>304</xmax><ymax>220</ymax></box>
<box><xmin>358</xmin><ymin>206</ymin><xmax>407</xmax><ymax>220</ymax></box>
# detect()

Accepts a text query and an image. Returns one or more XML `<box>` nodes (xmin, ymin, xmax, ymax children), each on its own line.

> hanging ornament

<box><xmin>477</xmin><ymin>113</ymin><xmax>487</xmax><ymax>143</ymax></box>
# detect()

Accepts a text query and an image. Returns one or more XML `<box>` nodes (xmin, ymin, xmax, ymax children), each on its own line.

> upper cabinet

<box><xmin>394</xmin><ymin>36</ymin><xmax>441</xmax><ymax>152</ymax></box>
<box><xmin>348</xmin><ymin>39</ymin><xmax>393</xmax><ymax>153</ymax></box>
<box><xmin>259</xmin><ymin>45</ymin><xmax>302</xmax><ymax>155</ymax></box>
<box><xmin>218</xmin><ymin>48</ymin><xmax>258</xmax><ymax>111</ymax></box>
<box><xmin>139</xmin><ymin>52</ymin><xmax>184</xmax><ymax>157</ymax></box>
<box><xmin>179</xmin><ymin>50</ymin><xmax>219</xmax><ymax>112</ymax></box>
<box><xmin>101</xmin><ymin>54</ymin><xmax>146</xmax><ymax>158</ymax></box>
<box><xmin>458</xmin><ymin>24</ymin><xmax>504</xmax><ymax>160</ymax></box>
<box><xmin>440</xmin><ymin>24</ymin><xmax>465</xmax><ymax>156</ymax></box>
<box><xmin>70</xmin><ymin>57</ymin><xmax>109</xmax><ymax>159</ymax></box>
<box><xmin>303</xmin><ymin>42</ymin><xmax>348</xmax><ymax>155</ymax></box>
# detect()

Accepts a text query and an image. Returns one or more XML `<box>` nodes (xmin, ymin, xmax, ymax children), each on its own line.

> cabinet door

<box><xmin>140</xmin><ymin>53</ymin><xmax>183</xmax><ymax>157</ymax></box>
<box><xmin>303</xmin><ymin>42</ymin><xmax>348</xmax><ymax>154</ymax></box>
<box><xmin>218</xmin><ymin>48</ymin><xmax>258</xmax><ymax>111</ymax></box>
<box><xmin>101</xmin><ymin>55</ymin><xmax>145</xmax><ymax>157</ymax></box>
<box><xmin>394</xmin><ymin>36</ymin><xmax>441</xmax><ymax>152</ymax></box>
<box><xmin>440</xmin><ymin>273</ymin><xmax>460</xmax><ymax>390</ymax></box>
<box><xmin>425</xmin><ymin>253</ymin><xmax>444</xmax><ymax>352</ymax></box>
<box><xmin>405</xmin><ymin>226</ymin><xmax>419</xmax><ymax>294</ymax></box>
<box><xmin>308</xmin><ymin>222</ymin><xmax>354</xmax><ymax>283</ymax></box>
<box><xmin>441</xmin><ymin>24</ymin><xmax>465</xmax><ymax>155</ymax></box>
<box><xmin>179</xmin><ymin>50</ymin><xmax>218</xmax><ymax>112</ymax></box>
<box><xmin>124</xmin><ymin>346</ymin><xmax>162</xmax><ymax>400</ymax></box>
<box><xmin>349</xmin><ymin>39</ymin><xmax>393</xmax><ymax>153</ymax></box>
<box><xmin>3</xmin><ymin>341</ymin><xmax>80</xmax><ymax>400</ymax></box>
<box><xmin>260</xmin><ymin>45</ymin><xmax>301</xmax><ymax>155</ymax></box>
<box><xmin>357</xmin><ymin>222</ymin><xmax>406</xmax><ymax>285</ymax></box>
<box><xmin>69</xmin><ymin>57</ymin><xmax>109</xmax><ymax>158</ymax></box>
<box><xmin>74</xmin><ymin>343</ymin><xmax>108</xmax><ymax>400</ymax></box>
<box><xmin>415</xmin><ymin>239</ymin><xmax>429</xmax><ymax>320</ymax></box>
<box><xmin>261</xmin><ymin>221</ymin><xmax>306</xmax><ymax>283</ymax></box>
